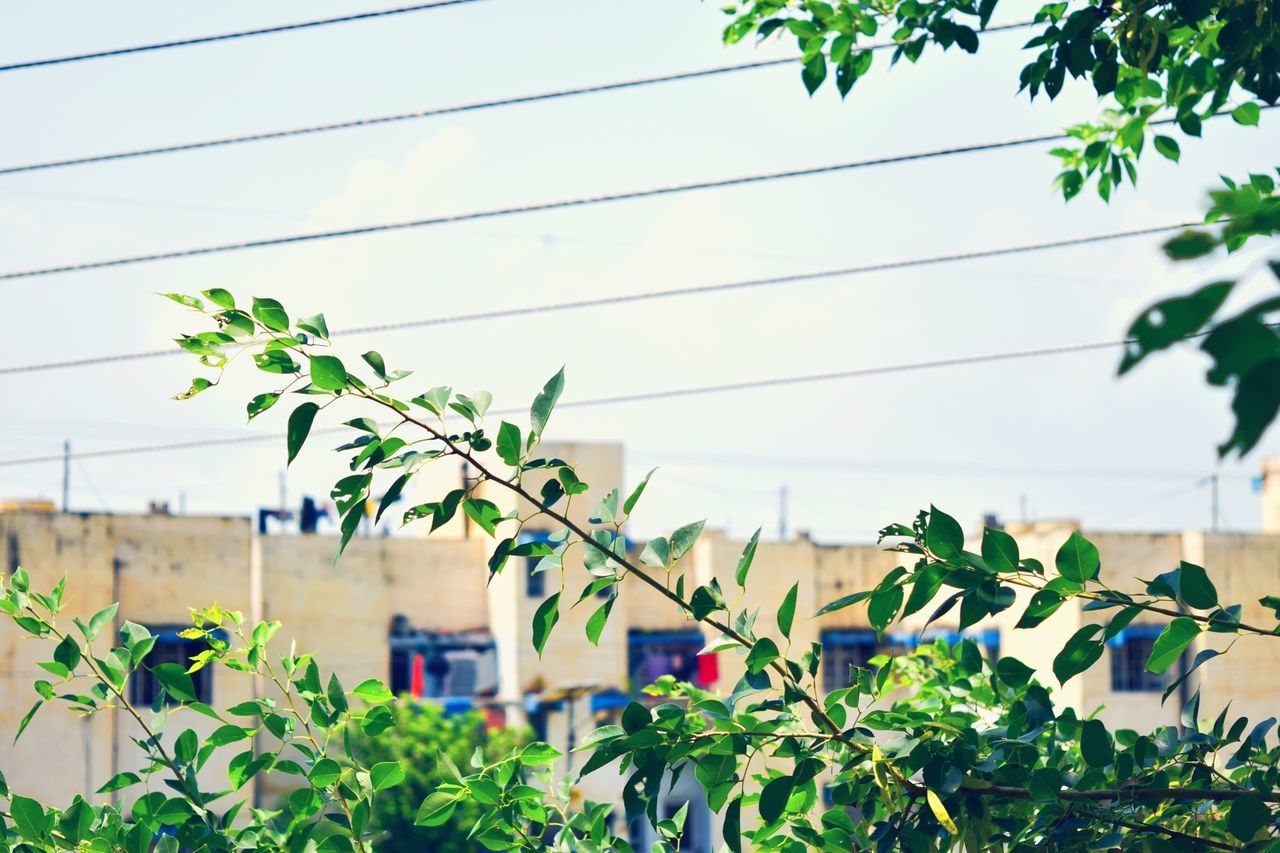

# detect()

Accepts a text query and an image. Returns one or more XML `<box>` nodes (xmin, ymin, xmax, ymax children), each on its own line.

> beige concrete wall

<box><xmin>0</xmin><ymin>511</ymin><xmax>255</xmax><ymax>808</ymax></box>
<box><xmin>1187</xmin><ymin>531</ymin><xmax>1280</xmax><ymax>726</ymax></box>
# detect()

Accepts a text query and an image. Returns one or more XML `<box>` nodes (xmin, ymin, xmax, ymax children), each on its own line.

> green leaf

<box><xmin>1080</xmin><ymin>719</ymin><xmax>1113</xmax><ymax>767</ymax></box>
<box><xmin>174</xmin><ymin>728</ymin><xmax>198</xmax><ymax>764</ymax></box>
<box><xmin>309</xmin><ymin>753</ymin><xmax>345</xmax><ymax>788</ymax></box>
<box><xmin>361</xmin><ymin>351</ymin><xmax>389</xmax><ymax>382</ymax></box>
<box><xmin>1153</xmin><ymin>134</ymin><xmax>1180</xmax><ymax>162</ymax></box>
<box><xmin>530</xmin><ymin>367</ymin><xmax>565</xmax><ymax>439</ymax></box>
<box><xmin>462</xmin><ymin>498</ymin><xmax>503</xmax><ymax>537</ymax></box>
<box><xmin>736</xmin><ymin>528</ymin><xmax>761</xmax><ymax>587</ymax></box>
<box><xmin>817</xmin><ymin>590</ymin><xmax>873</xmax><ymax>616</ymax></box>
<box><xmin>1120</xmin><ymin>279</ymin><xmax>1233</xmax><ymax>373</ymax></box>
<box><xmin>868</xmin><ymin>585</ymin><xmax>904</xmax><ymax>634</ymax></box>
<box><xmin>746</xmin><ymin>637</ymin><xmax>780</xmax><ymax>674</ymax></box>
<box><xmin>1055</xmin><ymin>531</ymin><xmax>1099</xmax><ymax>583</ymax></box>
<box><xmin>496</xmin><ymin>421</ymin><xmax>522</xmax><ymax>466</ymax></box>
<box><xmin>370</xmin><ymin>761</ymin><xmax>406</xmax><ymax>792</ymax></box>
<box><xmin>96</xmin><ymin>771</ymin><xmax>142</xmax><ymax>793</ymax></box>
<box><xmin>671</xmin><ymin>519</ymin><xmax>706</xmax><ymax>561</ymax></box>
<box><xmin>297</xmin><ymin>313</ymin><xmax>329</xmax><ymax>340</ymax></box>
<box><xmin>585</xmin><ymin>595</ymin><xmax>614</xmax><ymax>646</ymax></box>
<box><xmin>1053</xmin><ymin>625</ymin><xmax>1104</xmax><ymax>685</ymax></box>
<box><xmin>1228</xmin><ymin>793</ymin><xmax>1269</xmax><ymax>841</ymax></box>
<box><xmin>8</xmin><ymin>795</ymin><xmax>48</xmax><ymax>841</ymax></box>
<box><xmin>251</xmin><ymin>297</ymin><xmax>289</xmax><ymax>332</ymax></box>
<box><xmin>1231</xmin><ymin>102</ymin><xmax>1261</xmax><ymax>126</ymax></box>
<box><xmin>151</xmin><ymin>663</ymin><xmax>196</xmax><ymax>702</ymax></box>
<box><xmin>287</xmin><ymin>403</ymin><xmax>319</xmax><ymax>466</ymax></box>
<box><xmin>995</xmin><ymin>657</ymin><xmax>1035</xmax><ymax>688</ymax></box>
<box><xmin>351</xmin><ymin>678</ymin><xmax>394</xmax><ymax>704</ymax></box>
<box><xmin>925</xmin><ymin>506</ymin><xmax>964</xmax><ymax>559</ymax></box>
<box><xmin>246</xmin><ymin>392</ymin><xmax>279</xmax><ymax>421</ymax></box>
<box><xmin>1146</xmin><ymin>617</ymin><xmax>1200</xmax><ymax>673</ymax></box>
<box><xmin>621</xmin><ymin>701</ymin><xmax>651</xmax><ymax>734</ymax></box>
<box><xmin>532</xmin><ymin>592</ymin><xmax>561</xmax><ymax>657</ymax></box>
<box><xmin>53</xmin><ymin>635</ymin><xmax>81</xmax><ymax>672</ymax></box>
<box><xmin>759</xmin><ymin>775</ymin><xmax>795</xmax><ymax>822</ymax></box>
<box><xmin>981</xmin><ymin>527</ymin><xmax>1019</xmax><ymax>573</ymax></box>
<box><xmin>1178</xmin><ymin>561</ymin><xmax>1218</xmax><ymax>609</ymax></box>
<box><xmin>519</xmin><ymin>742</ymin><xmax>563</xmax><ymax>766</ymax></box>
<box><xmin>624</xmin><ymin>468</ymin><xmax>656</xmax><ymax>516</ymax></box>
<box><xmin>777</xmin><ymin>582</ymin><xmax>798</xmax><ymax>639</ymax></box>
<box><xmin>308</xmin><ymin>355</ymin><xmax>348</xmax><ymax>391</ymax></box>
<box><xmin>801</xmin><ymin>53</ymin><xmax>826</xmax><ymax>95</ymax></box>
<box><xmin>201</xmin><ymin>288</ymin><xmax>235</xmax><ymax>310</ymax></box>
<box><xmin>415</xmin><ymin>791</ymin><xmax>458</xmax><ymax>827</ymax></box>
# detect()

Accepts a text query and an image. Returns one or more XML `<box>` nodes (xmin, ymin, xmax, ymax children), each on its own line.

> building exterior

<box><xmin>2</xmin><ymin>442</ymin><xmax>1278</xmax><ymax>850</ymax></box>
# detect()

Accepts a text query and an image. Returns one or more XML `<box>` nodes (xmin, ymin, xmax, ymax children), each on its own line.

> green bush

<box><xmin>348</xmin><ymin>702</ymin><xmax>530</xmax><ymax>851</ymax></box>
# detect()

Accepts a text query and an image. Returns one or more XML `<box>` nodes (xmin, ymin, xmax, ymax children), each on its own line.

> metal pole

<box><xmin>61</xmin><ymin>440</ymin><xmax>70</xmax><ymax>511</ymax></box>
<box><xmin>779</xmin><ymin>484</ymin><xmax>788</xmax><ymax>541</ymax></box>
<box><xmin>1211</xmin><ymin>474</ymin><xmax>1220</xmax><ymax>532</ymax></box>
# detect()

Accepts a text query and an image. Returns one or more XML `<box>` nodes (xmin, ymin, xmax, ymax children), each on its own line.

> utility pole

<box><xmin>1019</xmin><ymin>493</ymin><xmax>1029</xmax><ymax>525</ymax></box>
<box><xmin>778</xmin><ymin>484</ymin><xmax>788</xmax><ymax>541</ymax></box>
<box><xmin>1211</xmin><ymin>473</ymin><xmax>1220</xmax><ymax>532</ymax></box>
<box><xmin>61</xmin><ymin>440</ymin><xmax>70</xmax><ymax>512</ymax></box>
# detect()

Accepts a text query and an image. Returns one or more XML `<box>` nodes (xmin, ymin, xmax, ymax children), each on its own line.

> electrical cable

<box><xmin>0</xmin><ymin>0</ymin><xmax>489</xmax><ymax>73</ymax></box>
<box><xmin>0</xmin><ymin>21</ymin><xmax>1036</xmax><ymax>175</ymax></box>
<box><xmin>0</xmin><ymin>220</ymin><xmax>1195</xmax><ymax>376</ymax></box>
<box><xmin>5</xmin><ymin>104</ymin><xmax>1265</xmax><ymax>283</ymax></box>
<box><xmin>0</xmin><ymin>333</ymin><xmax>1141</xmax><ymax>467</ymax></box>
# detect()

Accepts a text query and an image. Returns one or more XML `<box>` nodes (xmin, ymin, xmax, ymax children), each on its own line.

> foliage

<box><xmin>345</xmin><ymin>702</ymin><xmax>530</xmax><ymax>851</ymax></box>
<box><xmin>0</xmin><ymin>575</ymin><xmax>411</xmax><ymax>851</ymax></box>
<box><xmin>1120</xmin><ymin>174</ymin><xmax>1280</xmax><ymax>456</ymax></box>
<box><xmin>153</xmin><ymin>292</ymin><xmax>1280</xmax><ymax>848</ymax></box>
<box><xmin>717</xmin><ymin>0</ymin><xmax>1280</xmax><ymax>455</ymax></box>
<box><xmin>719</xmin><ymin>0</ymin><xmax>1274</xmax><ymax>201</ymax></box>
<box><xmin>3</xmin><ymin>291</ymin><xmax>1279</xmax><ymax>849</ymax></box>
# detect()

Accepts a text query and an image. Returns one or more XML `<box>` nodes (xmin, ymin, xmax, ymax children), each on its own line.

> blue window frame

<box><xmin>521</xmin><ymin>530</ymin><xmax>556</xmax><ymax>598</ymax></box>
<box><xmin>1108</xmin><ymin>625</ymin><xmax>1167</xmax><ymax>692</ymax></box>
<box><xmin>628</xmin><ymin>630</ymin><xmax>704</xmax><ymax>691</ymax></box>
<box><xmin>821</xmin><ymin>629</ymin><xmax>878</xmax><ymax>692</ymax></box>
<box><xmin>130</xmin><ymin>627</ymin><xmax>224</xmax><ymax>707</ymax></box>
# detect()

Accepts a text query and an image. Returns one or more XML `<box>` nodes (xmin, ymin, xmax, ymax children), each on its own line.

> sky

<box><xmin>1</xmin><ymin>0</ymin><xmax>1277</xmax><ymax>544</ymax></box>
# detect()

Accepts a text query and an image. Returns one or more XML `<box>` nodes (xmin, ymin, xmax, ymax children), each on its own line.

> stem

<box><xmin>363</xmin><ymin>393</ymin><xmax>1280</xmax><ymax>820</ymax></box>
<box><xmin>27</xmin><ymin>609</ymin><xmax>216</xmax><ymax>831</ymax></box>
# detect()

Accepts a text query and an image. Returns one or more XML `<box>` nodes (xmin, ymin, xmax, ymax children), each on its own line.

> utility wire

<box><xmin>3</xmin><ymin>106</ymin><xmax>1249</xmax><ymax>284</ymax></box>
<box><xmin>0</xmin><ymin>22</ymin><xmax>1036</xmax><ymax>176</ymax></box>
<box><xmin>0</xmin><ymin>334</ymin><xmax>1139</xmax><ymax>467</ymax></box>
<box><xmin>0</xmin><ymin>0</ymin><xmax>488</xmax><ymax>74</ymax></box>
<box><xmin>0</xmin><ymin>220</ymin><xmax>1194</xmax><ymax>376</ymax></box>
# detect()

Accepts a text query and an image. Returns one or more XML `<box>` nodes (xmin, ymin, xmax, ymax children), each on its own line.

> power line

<box><xmin>0</xmin><ymin>22</ymin><xmax>1036</xmax><ymax>176</ymax></box>
<box><xmin>3</xmin><ymin>111</ymin><xmax>1232</xmax><ymax>285</ymax></box>
<box><xmin>0</xmin><ymin>220</ymin><xmax>1195</xmax><ymax>376</ymax></box>
<box><xmin>0</xmin><ymin>334</ymin><xmax>1138</xmax><ymax>468</ymax></box>
<box><xmin>0</xmin><ymin>1</ymin><xmax>488</xmax><ymax>74</ymax></box>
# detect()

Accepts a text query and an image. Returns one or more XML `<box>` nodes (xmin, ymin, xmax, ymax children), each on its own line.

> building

<box><xmin>2</xmin><ymin>443</ymin><xmax>1278</xmax><ymax>850</ymax></box>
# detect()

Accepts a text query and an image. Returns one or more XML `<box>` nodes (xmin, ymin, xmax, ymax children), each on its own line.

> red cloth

<box><xmin>483</xmin><ymin>706</ymin><xmax>506</xmax><ymax>730</ymax></box>
<box><xmin>696</xmin><ymin>652</ymin><xmax>718</xmax><ymax>686</ymax></box>
<box><xmin>410</xmin><ymin>653</ymin><xmax>425</xmax><ymax>698</ymax></box>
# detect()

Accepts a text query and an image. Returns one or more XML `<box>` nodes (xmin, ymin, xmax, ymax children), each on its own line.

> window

<box><xmin>1109</xmin><ymin>626</ymin><xmax>1167</xmax><ymax>692</ymax></box>
<box><xmin>527</xmin><ymin>556</ymin><xmax>545</xmax><ymax>597</ymax></box>
<box><xmin>388</xmin><ymin>628</ymin><xmax>498</xmax><ymax>699</ymax></box>
<box><xmin>628</xmin><ymin>630</ymin><xmax>711</xmax><ymax>691</ymax></box>
<box><xmin>821</xmin><ymin>630</ymin><xmax>878</xmax><ymax>692</ymax></box>
<box><xmin>521</xmin><ymin>531</ymin><xmax>555</xmax><ymax>598</ymax></box>
<box><xmin>130</xmin><ymin>628</ymin><xmax>217</xmax><ymax>707</ymax></box>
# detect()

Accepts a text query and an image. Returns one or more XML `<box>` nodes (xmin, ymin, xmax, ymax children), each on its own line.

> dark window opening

<box><xmin>389</xmin><ymin>619</ymin><xmax>498</xmax><ymax>699</ymax></box>
<box><xmin>1109</xmin><ymin>627</ymin><xmax>1166</xmax><ymax>692</ymax></box>
<box><xmin>820</xmin><ymin>630</ymin><xmax>878</xmax><ymax>692</ymax></box>
<box><xmin>628</xmin><ymin>630</ymin><xmax>711</xmax><ymax>691</ymax></box>
<box><xmin>130</xmin><ymin>628</ymin><xmax>217</xmax><ymax>707</ymax></box>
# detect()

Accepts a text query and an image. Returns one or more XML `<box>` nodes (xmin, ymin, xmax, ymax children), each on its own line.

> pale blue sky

<box><xmin>1</xmin><ymin>1</ymin><xmax>1277</xmax><ymax>542</ymax></box>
